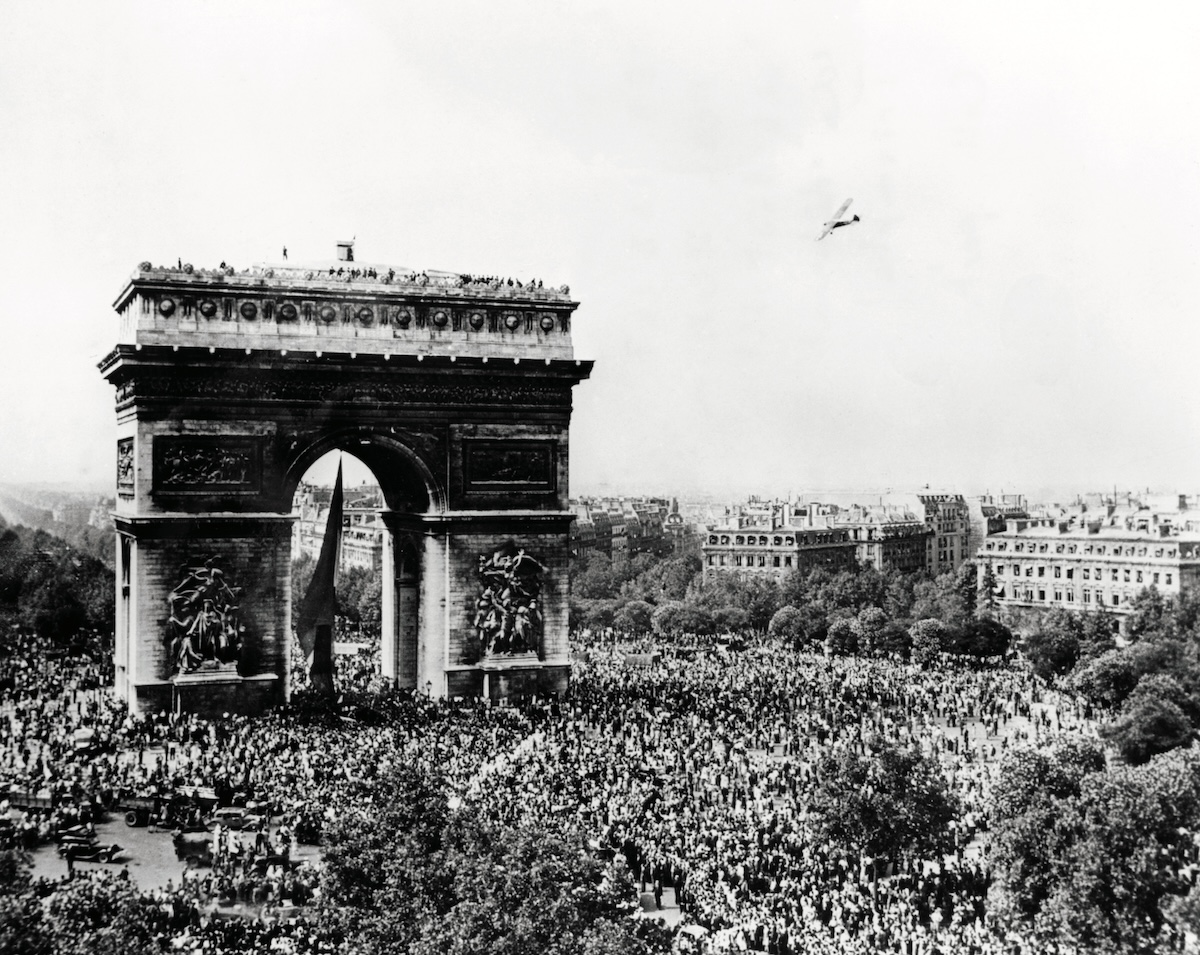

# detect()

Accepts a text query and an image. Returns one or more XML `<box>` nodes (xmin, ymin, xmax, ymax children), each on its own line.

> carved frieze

<box><xmin>118</xmin><ymin>376</ymin><xmax>572</xmax><ymax>409</ymax></box>
<box><xmin>153</xmin><ymin>436</ymin><xmax>263</xmax><ymax>494</ymax></box>
<box><xmin>154</xmin><ymin>298</ymin><xmax>570</xmax><ymax>335</ymax></box>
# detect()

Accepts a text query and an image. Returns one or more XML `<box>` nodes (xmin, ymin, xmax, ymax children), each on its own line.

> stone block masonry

<box><xmin>102</xmin><ymin>255</ymin><xmax>591</xmax><ymax>716</ymax></box>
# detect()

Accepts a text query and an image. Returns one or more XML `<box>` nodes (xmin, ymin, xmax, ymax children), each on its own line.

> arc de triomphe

<box><xmin>100</xmin><ymin>256</ymin><xmax>590</xmax><ymax>715</ymax></box>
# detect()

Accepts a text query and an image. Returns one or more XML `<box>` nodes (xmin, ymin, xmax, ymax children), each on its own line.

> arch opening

<box><xmin>289</xmin><ymin>446</ymin><xmax>424</xmax><ymax>695</ymax></box>
<box><xmin>282</xmin><ymin>428</ymin><xmax>443</xmax><ymax>516</ymax></box>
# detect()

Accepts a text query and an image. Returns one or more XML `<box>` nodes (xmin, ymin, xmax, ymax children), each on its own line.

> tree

<box><xmin>411</xmin><ymin>818</ymin><xmax>670</xmax><ymax>955</ymax></box>
<box><xmin>711</xmin><ymin>606</ymin><xmax>750</xmax><ymax>632</ymax></box>
<box><xmin>953</xmin><ymin>560</ymin><xmax>978</xmax><ymax>619</ymax></box>
<box><xmin>990</xmin><ymin>735</ymin><xmax>1105</xmax><ymax>820</ymax></box>
<box><xmin>572</xmin><ymin>598</ymin><xmax>621</xmax><ymax>633</ymax></box>
<box><xmin>874</xmin><ymin>620</ymin><xmax>912</xmax><ymax>658</ymax></box>
<box><xmin>953</xmin><ymin>617</ymin><xmax>1013</xmax><ymax>658</ymax></box>
<box><xmin>909</xmin><ymin>619</ymin><xmax>948</xmax><ymax>666</ymax></box>
<box><xmin>316</xmin><ymin>765</ymin><xmax>670</xmax><ymax>955</ymax></box>
<box><xmin>977</xmin><ymin>562</ymin><xmax>1001</xmax><ymax>617</ymax></box>
<box><xmin>650</xmin><ymin>601</ymin><xmax>714</xmax><ymax>637</ymax></box>
<box><xmin>0</xmin><ymin>836</ymin><xmax>45</xmax><ymax>955</ymax></box>
<box><xmin>1101</xmin><ymin>682</ymin><xmax>1195</xmax><ymax>765</ymax></box>
<box><xmin>40</xmin><ymin>874</ymin><xmax>163</xmax><ymax>955</ymax></box>
<box><xmin>1022</xmin><ymin>609</ymin><xmax>1085</xmax><ymax>680</ymax></box>
<box><xmin>620</xmin><ymin>555</ymin><xmax>701</xmax><ymax>604</ymax></box>
<box><xmin>1068</xmin><ymin>648</ymin><xmax>1141</xmax><ymax>710</ymax></box>
<box><xmin>991</xmin><ymin>745</ymin><xmax>1200</xmax><ymax>953</ymax></box>
<box><xmin>572</xmin><ymin>552</ymin><xmax>621</xmax><ymax>601</ymax></box>
<box><xmin>336</xmin><ymin>566</ymin><xmax>383</xmax><ymax>638</ymax></box>
<box><xmin>808</xmin><ymin>738</ymin><xmax>957</xmax><ymax>871</ymax></box>
<box><xmin>824</xmin><ymin>617</ymin><xmax>858</xmax><ymax>656</ymax></box>
<box><xmin>768</xmin><ymin>605</ymin><xmax>805</xmax><ymax>641</ymax></box>
<box><xmin>612</xmin><ymin>599</ymin><xmax>653</xmax><ymax>634</ymax></box>
<box><xmin>1126</xmin><ymin>587</ymin><xmax>1170</xmax><ymax>641</ymax></box>
<box><xmin>852</xmin><ymin>607</ymin><xmax>889</xmax><ymax>656</ymax></box>
<box><xmin>316</xmin><ymin>767</ymin><xmax>454</xmax><ymax>949</ymax></box>
<box><xmin>910</xmin><ymin>572</ymin><xmax>969</xmax><ymax>630</ymax></box>
<box><xmin>694</xmin><ymin>574</ymin><xmax>780</xmax><ymax>631</ymax></box>
<box><xmin>990</xmin><ymin>738</ymin><xmax>1106</xmax><ymax>925</ymax></box>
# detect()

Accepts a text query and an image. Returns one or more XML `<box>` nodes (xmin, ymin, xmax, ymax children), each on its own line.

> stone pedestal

<box><xmin>171</xmin><ymin>669</ymin><xmax>280</xmax><ymax>717</ymax></box>
<box><xmin>480</xmin><ymin>652</ymin><xmax>544</xmax><ymax>701</ymax></box>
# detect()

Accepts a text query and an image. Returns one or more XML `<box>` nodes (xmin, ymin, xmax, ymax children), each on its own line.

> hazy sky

<box><xmin>2</xmin><ymin>1</ymin><xmax>1197</xmax><ymax>500</ymax></box>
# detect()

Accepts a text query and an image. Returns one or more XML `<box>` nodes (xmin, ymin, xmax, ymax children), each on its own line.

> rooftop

<box><xmin>110</xmin><ymin>259</ymin><xmax>580</xmax><ymax>362</ymax></box>
<box><xmin>117</xmin><ymin>260</ymin><xmax>574</xmax><ymax>308</ymax></box>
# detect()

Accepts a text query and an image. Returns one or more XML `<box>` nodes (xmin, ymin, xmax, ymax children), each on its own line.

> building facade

<box><xmin>568</xmin><ymin>496</ymin><xmax>669</xmax><ymax>560</ymax></box>
<box><xmin>702</xmin><ymin>502</ymin><xmax>857</xmax><ymax>581</ymax></box>
<box><xmin>292</xmin><ymin>483</ymin><xmax>386</xmax><ymax>572</ymax></box>
<box><xmin>978</xmin><ymin>517</ymin><xmax>1200</xmax><ymax>634</ymax></box>
<box><xmin>833</xmin><ymin>506</ymin><xmax>933</xmax><ymax>573</ymax></box>
<box><xmin>885</xmin><ymin>492</ymin><xmax>970</xmax><ymax>574</ymax></box>
<box><xmin>965</xmin><ymin>494</ymin><xmax>1028</xmax><ymax>562</ymax></box>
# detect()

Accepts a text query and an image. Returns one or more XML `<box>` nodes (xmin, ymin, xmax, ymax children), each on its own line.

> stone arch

<box><xmin>281</xmin><ymin>427</ymin><xmax>446</xmax><ymax>515</ymax></box>
<box><xmin>284</xmin><ymin>429</ymin><xmax>440</xmax><ymax>693</ymax></box>
<box><xmin>101</xmin><ymin>260</ymin><xmax>590</xmax><ymax>715</ymax></box>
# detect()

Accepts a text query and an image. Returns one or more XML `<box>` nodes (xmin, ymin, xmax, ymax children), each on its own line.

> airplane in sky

<box><xmin>817</xmin><ymin>198</ymin><xmax>860</xmax><ymax>240</ymax></box>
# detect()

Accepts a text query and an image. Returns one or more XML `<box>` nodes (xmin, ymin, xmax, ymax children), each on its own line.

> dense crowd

<box><xmin>0</xmin><ymin>620</ymin><xmax>1124</xmax><ymax>954</ymax></box>
<box><xmin>471</xmin><ymin>632</ymin><xmax>1098</xmax><ymax>954</ymax></box>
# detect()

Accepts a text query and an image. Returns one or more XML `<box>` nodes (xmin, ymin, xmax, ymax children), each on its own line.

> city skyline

<box><xmin>2</xmin><ymin>2</ymin><xmax>1198</xmax><ymax>495</ymax></box>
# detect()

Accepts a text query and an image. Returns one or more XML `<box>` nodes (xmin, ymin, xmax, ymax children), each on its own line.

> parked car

<box><xmin>205</xmin><ymin>806</ymin><xmax>264</xmax><ymax>831</ymax></box>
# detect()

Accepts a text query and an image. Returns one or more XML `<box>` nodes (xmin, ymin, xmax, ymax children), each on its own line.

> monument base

<box><xmin>479</xmin><ymin>652</ymin><xmax>543</xmax><ymax>701</ymax></box>
<box><xmin>171</xmin><ymin>669</ymin><xmax>280</xmax><ymax>717</ymax></box>
<box><xmin>444</xmin><ymin>656</ymin><xmax>571</xmax><ymax>700</ymax></box>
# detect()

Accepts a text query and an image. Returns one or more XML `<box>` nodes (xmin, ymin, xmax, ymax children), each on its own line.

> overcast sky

<box><xmin>1</xmin><ymin>1</ymin><xmax>1197</xmax><ymax>501</ymax></box>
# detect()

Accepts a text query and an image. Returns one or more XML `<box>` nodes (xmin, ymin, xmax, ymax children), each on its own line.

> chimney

<box><xmin>336</xmin><ymin>240</ymin><xmax>355</xmax><ymax>262</ymax></box>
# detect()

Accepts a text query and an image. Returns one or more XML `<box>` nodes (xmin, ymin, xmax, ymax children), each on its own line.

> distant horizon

<box><xmin>8</xmin><ymin>467</ymin><xmax>1194</xmax><ymax>511</ymax></box>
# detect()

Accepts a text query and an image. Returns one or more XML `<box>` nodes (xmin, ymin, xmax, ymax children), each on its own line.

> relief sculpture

<box><xmin>466</xmin><ymin>441</ymin><xmax>554</xmax><ymax>488</ymax></box>
<box><xmin>166</xmin><ymin>558</ymin><xmax>245</xmax><ymax>673</ymax></box>
<box><xmin>116</xmin><ymin>438</ymin><xmax>134</xmax><ymax>492</ymax></box>
<box><xmin>473</xmin><ymin>543</ymin><xmax>544</xmax><ymax>657</ymax></box>
<box><xmin>155</xmin><ymin>438</ymin><xmax>261</xmax><ymax>492</ymax></box>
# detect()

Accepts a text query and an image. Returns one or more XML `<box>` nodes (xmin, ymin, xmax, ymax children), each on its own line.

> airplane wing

<box><xmin>816</xmin><ymin>198</ymin><xmax>853</xmax><ymax>241</ymax></box>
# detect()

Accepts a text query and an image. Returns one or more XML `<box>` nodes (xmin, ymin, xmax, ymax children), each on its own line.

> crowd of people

<box><xmin>469</xmin><ymin>631</ymin><xmax>1098</xmax><ymax>954</ymax></box>
<box><xmin>1</xmin><ymin>618</ymin><xmax>1119</xmax><ymax>953</ymax></box>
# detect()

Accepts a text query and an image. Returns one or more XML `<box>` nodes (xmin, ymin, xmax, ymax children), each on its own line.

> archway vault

<box><xmin>282</xmin><ymin>426</ymin><xmax>445</xmax><ymax>515</ymax></box>
<box><xmin>101</xmin><ymin>259</ymin><xmax>591</xmax><ymax>716</ymax></box>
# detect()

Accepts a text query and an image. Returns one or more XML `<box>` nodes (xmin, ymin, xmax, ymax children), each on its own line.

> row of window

<box><xmin>996</xmin><ymin>564</ymin><xmax>1173</xmax><ymax>586</ymax></box>
<box><xmin>709</xmin><ymin>554</ymin><xmax>794</xmax><ymax>568</ymax></box>
<box><xmin>706</xmin><ymin>532</ymin><xmax>850</xmax><ymax>547</ymax></box>
<box><xmin>707</xmin><ymin>552</ymin><xmax>855</xmax><ymax>569</ymax></box>
<box><xmin>1002</xmin><ymin>586</ymin><xmax>1127</xmax><ymax>607</ymax></box>
<box><xmin>988</xmin><ymin>540</ymin><xmax>1179</xmax><ymax>558</ymax></box>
